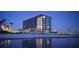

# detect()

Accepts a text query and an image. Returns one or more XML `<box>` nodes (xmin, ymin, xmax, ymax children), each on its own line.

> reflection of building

<box><xmin>22</xmin><ymin>39</ymin><xmax>37</xmax><ymax>48</ymax></box>
<box><xmin>22</xmin><ymin>14</ymin><xmax>52</xmax><ymax>48</ymax></box>
<box><xmin>23</xmin><ymin>14</ymin><xmax>52</xmax><ymax>32</ymax></box>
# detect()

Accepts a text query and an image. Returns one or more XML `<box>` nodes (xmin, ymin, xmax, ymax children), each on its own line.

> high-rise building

<box><xmin>22</xmin><ymin>14</ymin><xmax>52</xmax><ymax>48</ymax></box>
<box><xmin>23</xmin><ymin>14</ymin><xmax>52</xmax><ymax>32</ymax></box>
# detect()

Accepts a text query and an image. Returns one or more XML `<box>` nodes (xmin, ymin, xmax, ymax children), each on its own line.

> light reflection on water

<box><xmin>0</xmin><ymin>38</ymin><xmax>79</xmax><ymax>48</ymax></box>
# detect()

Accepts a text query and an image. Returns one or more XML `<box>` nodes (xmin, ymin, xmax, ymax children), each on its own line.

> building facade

<box><xmin>22</xmin><ymin>14</ymin><xmax>52</xmax><ymax>48</ymax></box>
<box><xmin>23</xmin><ymin>14</ymin><xmax>52</xmax><ymax>32</ymax></box>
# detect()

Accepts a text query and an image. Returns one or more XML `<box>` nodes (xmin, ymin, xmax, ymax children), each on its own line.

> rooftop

<box><xmin>23</xmin><ymin>14</ymin><xmax>52</xmax><ymax>22</ymax></box>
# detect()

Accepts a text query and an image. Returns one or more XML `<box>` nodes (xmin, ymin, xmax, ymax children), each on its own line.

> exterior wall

<box><xmin>23</xmin><ymin>14</ymin><xmax>52</xmax><ymax>32</ymax></box>
<box><xmin>42</xmin><ymin>16</ymin><xmax>52</xmax><ymax>32</ymax></box>
<box><xmin>23</xmin><ymin>17</ymin><xmax>37</xmax><ymax>30</ymax></box>
<box><xmin>36</xmin><ymin>16</ymin><xmax>43</xmax><ymax>30</ymax></box>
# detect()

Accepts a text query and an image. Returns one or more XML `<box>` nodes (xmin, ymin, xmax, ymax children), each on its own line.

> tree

<box><xmin>0</xmin><ymin>19</ymin><xmax>6</xmax><ymax>24</ymax></box>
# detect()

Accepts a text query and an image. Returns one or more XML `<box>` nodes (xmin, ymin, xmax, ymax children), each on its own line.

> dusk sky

<box><xmin>0</xmin><ymin>11</ymin><xmax>79</xmax><ymax>32</ymax></box>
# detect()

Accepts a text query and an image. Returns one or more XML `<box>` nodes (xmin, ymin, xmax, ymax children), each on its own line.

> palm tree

<box><xmin>0</xmin><ymin>19</ymin><xmax>6</xmax><ymax>24</ymax></box>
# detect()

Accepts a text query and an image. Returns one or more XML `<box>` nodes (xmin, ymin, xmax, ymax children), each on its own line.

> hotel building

<box><xmin>22</xmin><ymin>14</ymin><xmax>52</xmax><ymax>48</ymax></box>
<box><xmin>23</xmin><ymin>14</ymin><xmax>52</xmax><ymax>32</ymax></box>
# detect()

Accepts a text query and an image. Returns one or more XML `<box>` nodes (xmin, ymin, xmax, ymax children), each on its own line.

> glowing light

<box><xmin>42</xmin><ymin>16</ymin><xmax>45</xmax><ymax>18</ymax></box>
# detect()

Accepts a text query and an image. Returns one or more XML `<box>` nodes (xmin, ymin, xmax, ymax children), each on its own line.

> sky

<box><xmin>0</xmin><ymin>11</ymin><xmax>79</xmax><ymax>32</ymax></box>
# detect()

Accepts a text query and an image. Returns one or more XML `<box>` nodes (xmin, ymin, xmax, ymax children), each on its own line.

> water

<box><xmin>52</xmin><ymin>38</ymin><xmax>79</xmax><ymax>48</ymax></box>
<box><xmin>0</xmin><ymin>37</ymin><xmax>79</xmax><ymax>48</ymax></box>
